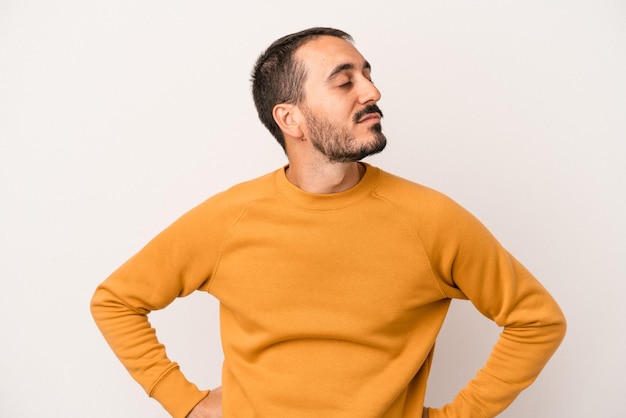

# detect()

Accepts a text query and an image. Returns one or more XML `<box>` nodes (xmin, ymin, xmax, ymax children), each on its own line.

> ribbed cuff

<box><xmin>149</xmin><ymin>365</ymin><xmax>210</xmax><ymax>418</ymax></box>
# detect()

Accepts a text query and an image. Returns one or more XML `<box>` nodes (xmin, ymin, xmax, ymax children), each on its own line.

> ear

<box><xmin>273</xmin><ymin>103</ymin><xmax>304</xmax><ymax>139</ymax></box>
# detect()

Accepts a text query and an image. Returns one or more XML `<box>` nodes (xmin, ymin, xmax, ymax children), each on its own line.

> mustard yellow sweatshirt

<box><xmin>91</xmin><ymin>164</ymin><xmax>566</xmax><ymax>418</ymax></box>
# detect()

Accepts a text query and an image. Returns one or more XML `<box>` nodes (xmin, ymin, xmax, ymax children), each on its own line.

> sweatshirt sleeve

<box><xmin>90</xmin><ymin>201</ymin><xmax>225</xmax><ymax>418</ymax></box>
<box><xmin>423</xmin><ymin>195</ymin><xmax>566</xmax><ymax>418</ymax></box>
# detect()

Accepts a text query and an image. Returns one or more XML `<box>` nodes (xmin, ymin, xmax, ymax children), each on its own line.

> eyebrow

<box><xmin>326</xmin><ymin>61</ymin><xmax>372</xmax><ymax>82</ymax></box>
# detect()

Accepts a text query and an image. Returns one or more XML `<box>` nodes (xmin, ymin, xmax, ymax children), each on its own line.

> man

<box><xmin>91</xmin><ymin>27</ymin><xmax>566</xmax><ymax>418</ymax></box>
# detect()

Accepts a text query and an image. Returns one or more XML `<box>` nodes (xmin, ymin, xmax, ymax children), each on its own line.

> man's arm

<box><xmin>421</xmin><ymin>194</ymin><xmax>566</xmax><ymax>417</ymax></box>
<box><xmin>91</xmin><ymin>201</ymin><xmax>224</xmax><ymax>417</ymax></box>
<box><xmin>91</xmin><ymin>279</ymin><xmax>209</xmax><ymax>418</ymax></box>
<box><xmin>429</xmin><ymin>255</ymin><xmax>566</xmax><ymax>417</ymax></box>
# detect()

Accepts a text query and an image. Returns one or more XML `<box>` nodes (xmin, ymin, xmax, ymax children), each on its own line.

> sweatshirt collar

<box><xmin>273</xmin><ymin>162</ymin><xmax>381</xmax><ymax>209</ymax></box>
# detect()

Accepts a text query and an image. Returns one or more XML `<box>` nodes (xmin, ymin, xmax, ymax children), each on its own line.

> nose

<box><xmin>358</xmin><ymin>77</ymin><xmax>382</xmax><ymax>104</ymax></box>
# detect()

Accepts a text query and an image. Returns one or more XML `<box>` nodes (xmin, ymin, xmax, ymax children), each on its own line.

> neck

<box><xmin>285</xmin><ymin>160</ymin><xmax>365</xmax><ymax>194</ymax></box>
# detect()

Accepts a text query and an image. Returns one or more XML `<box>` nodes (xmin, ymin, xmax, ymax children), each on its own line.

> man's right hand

<box><xmin>186</xmin><ymin>387</ymin><xmax>222</xmax><ymax>418</ymax></box>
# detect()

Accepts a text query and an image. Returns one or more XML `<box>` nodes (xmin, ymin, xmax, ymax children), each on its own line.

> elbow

<box><xmin>555</xmin><ymin>308</ymin><xmax>567</xmax><ymax>344</ymax></box>
<box><xmin>90</xmin><ymin>283</ymin><xmax>121</xmax><ymax>325</ymax></box>
<box><xmin>541</xmin><ymin>302</ymin><xmax>567</xmax><ymax>349</ymax></box>
<box><xmin>90</xmin><ymin>285</ymin><xmax>106</xmax><ymax>323</ymax></box>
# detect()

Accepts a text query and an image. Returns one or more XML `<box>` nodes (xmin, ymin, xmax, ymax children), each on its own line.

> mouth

<box><xmin>354</xmin><ymin>104</ymin><xmax>384</xmax><ymax>124</ymax></box>
<box><xmin>357</xmin><ymin>113</ymin><xmax>382</xmax><ymax>123</ymax></box>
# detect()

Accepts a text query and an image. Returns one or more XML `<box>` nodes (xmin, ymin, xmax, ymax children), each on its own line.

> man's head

<box><xmin>251</xmin><ymin>27</ymin><xmax>386</xmax><ymax>161</ymax></box>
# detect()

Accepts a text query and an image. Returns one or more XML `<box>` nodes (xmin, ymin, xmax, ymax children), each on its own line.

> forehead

<box><xmin>295</xmin><ymin>36</ymin><xmax>368</xmax><ymax>79</ymax></box>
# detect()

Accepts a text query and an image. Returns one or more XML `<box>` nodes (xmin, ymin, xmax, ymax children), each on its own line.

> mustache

<box><xmin>353</xmin><ymin>104</ymin><xmax>384</xmax><ymax>123</ymax></box>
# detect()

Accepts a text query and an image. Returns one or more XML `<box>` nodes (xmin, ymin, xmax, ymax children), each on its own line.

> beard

<box><xmin>302</xmin><ymin>104</ymin><xmax>387</xmax><ymax>163</ymax></box>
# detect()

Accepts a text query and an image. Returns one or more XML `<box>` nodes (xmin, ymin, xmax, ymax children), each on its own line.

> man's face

<box><xmin>295</xmin><ymin>36</ymin><xmax>386</xmax><ymax>163</ymax></box>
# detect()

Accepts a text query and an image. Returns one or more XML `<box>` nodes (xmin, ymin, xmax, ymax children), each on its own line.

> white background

<box><xmin>1</xmin><ymin>1</ymin><xmax>624</xmax><ymax>416</ymax></box>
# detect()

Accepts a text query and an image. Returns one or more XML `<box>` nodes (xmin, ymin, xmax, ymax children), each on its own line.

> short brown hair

<box><xmin>251</xmin><ymin>27</ymin><xmax>353</xmax><ymax>151</ymax></box>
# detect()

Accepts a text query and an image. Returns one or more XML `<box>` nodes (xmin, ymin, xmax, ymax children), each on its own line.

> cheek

<box><xmin>307</xmin><ymin>93</ymin><xmax>354</xmax><ymax>120</ymax></box>
<box><xmin>325</xmin><ymin>106</ymin><xmax>355</xmax><ymax>127</ymax></box>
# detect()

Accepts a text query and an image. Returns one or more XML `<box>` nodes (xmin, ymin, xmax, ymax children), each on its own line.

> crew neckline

<box><xmin>273</xmin><ymin>162</ymin><xmax>381</xmax><ymax>209</ymax></box>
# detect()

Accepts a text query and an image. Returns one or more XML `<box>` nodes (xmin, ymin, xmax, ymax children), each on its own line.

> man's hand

<box><xmin>186</xmin><ymin>387</ymin><xmax>222</xmax><ymax>418</ymax></box>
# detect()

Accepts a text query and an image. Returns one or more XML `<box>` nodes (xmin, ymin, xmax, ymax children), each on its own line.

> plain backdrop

<box><xmin>1</xmin><ymin>1</ymin><xmax>624</xmax><ymax>416</ymax></box>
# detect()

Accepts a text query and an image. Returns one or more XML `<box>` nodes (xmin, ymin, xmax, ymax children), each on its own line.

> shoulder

<box><xmin>370</xmin><ymin>166</ymin><xmax>486</xmax><ymax>237</ymax></box>
<box><xmin>167</xmin><ymin>169</ymin><xmax>280</xmax><ymax>234</ymax></box>
<box><xmin>197</xmin><ymin>169</ymin><xmax>278</xmax><ymax>210</ymax></box>
<box><xmin>373</xmin><ymin>167</ymin><xmax>458</xmax><ymax>211</ymax></box>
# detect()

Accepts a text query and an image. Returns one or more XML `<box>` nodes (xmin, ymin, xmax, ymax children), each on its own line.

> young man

<box><xmin>91</xmin><ymin>27</ymin><xmax>566</xmax><ymax>418</ymax></box>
